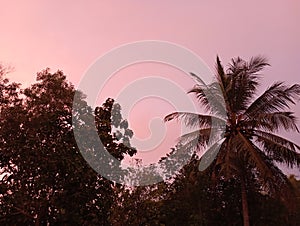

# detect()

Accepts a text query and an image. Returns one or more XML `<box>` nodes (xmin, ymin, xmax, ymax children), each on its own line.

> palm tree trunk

<box><xmin>241</xmin><ymin>178</ymin><xmax>250</xmax><ymax>226</ymax></box>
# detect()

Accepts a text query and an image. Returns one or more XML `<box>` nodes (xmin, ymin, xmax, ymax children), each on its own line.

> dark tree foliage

<box><xmin>1</xmin><ymin>58</ymin><xmax>300</xmax><ymax>226</ymax></box>
<box><xmin>115</xmin><ymin>153</ymin><xmax>300</xmax><ymax>226</ymax></box>
<box><xmin>170</xmin><ymin>157</ymin><xmax>292</xmax><ymax>226</ymax></box>
<box><xmin>0</xmin><ymin>68</ymin><xmax>136</xmax><ymax>225</ymax></box>
<box><xmin>110</xmin><ymin>182</ymin><xmax>166</xmax><ymax>226</ymax></box>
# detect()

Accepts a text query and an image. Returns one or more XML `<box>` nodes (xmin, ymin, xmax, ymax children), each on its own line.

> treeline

<box><xmin>0</xmin><ymin>65</ymin><xmax>299</xmax><ymax>225</ymax></box>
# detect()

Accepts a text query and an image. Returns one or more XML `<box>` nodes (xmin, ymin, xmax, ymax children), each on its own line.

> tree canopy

<box><xmin>0</xmin><ymin>68</ymin><xmax>136</xmax><ymax>225</ymax></box>
<box><xmin>0</xmin><ymin>58</ymin><xmax>299</xmax><ymax>225</ymax></box>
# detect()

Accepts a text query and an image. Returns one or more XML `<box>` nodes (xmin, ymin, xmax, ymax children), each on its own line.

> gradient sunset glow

<box><xmin>1</xmin><ymin>1</ymin><xmax>299</xmax><ymax>175</ymax></box>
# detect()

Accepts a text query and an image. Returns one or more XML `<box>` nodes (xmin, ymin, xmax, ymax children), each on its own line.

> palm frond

<box><xmin>178</xmin><ymin>128</ymin><xmax>211</xmax><ymax>145</ymax></box>
<box><xmin>176</xmin><ymin>134</ymin><xmax>206</xmax><ymax>156</ymax></box>
<box><xmin>177</xmin><ymin>127</ymin><xmax>224</xmax><ymax>148</ymax></box>
<box><xmin>198</xmin><ymin>140</ymin><xmax>225</xmax><ymax>171</ymax></box>
<box><xmin>245</xmin><ymin>82</ymin><xmax>300</xmax><ymax>117</ymax></box>
<box><xmin>254</xmin><ymin>130</ymin><xmax>300</xmax><ymax>150</ymax></box>
<box><xmin>241</xmin><ymin>111</ymin><xmax>299</xmax><ymax>132</ymax></box>
<box><xmin>234</xmin><ymin>134</ymin><xmax>295</xmax><ymax>206</ymax></box>
<box><xmin>253</xmin><ymin>130</ymin><xmax>300</xmax><ymax>167</ymax></box>
<box><xmin>246</xmin><ymin>56</ymin><xmax>270</xmax><ymax>75</ymax></box>
<box><xmin>227</xmin><ymin>57</ymin><xmax>244</xmax><ymax>74</ymax></box>
<box><xmin>215</xmin><ymin>55</ymin><xmax>228</xmax><ymax>87</ymax></box>
<box><xmin>225</xmin><ymin>56</ymin><xmax>269</xmax><ymax>113</ymax></box>
<box><xmin>235</xmin><ymin>133</ymin><xmax>295</xmax><ymax>207</ymax></box>
<box><xmin>215</xmin><ymin>56</ymin><xmax>233</xmax><ymax>117</ymax></box>
<box><xmin>189</xmin><ymin>73</ymin><xmax>227</xmax><ymax>117</ymax></box>
<box><xmin>164</xmin><ymin>112</ymin><xmax>226</xmax><ymax>129</ymax></box>
<box><xmin>236</xmin><ymin>132</ymin><xmax>274</xmax><ymax>180</ymax></box>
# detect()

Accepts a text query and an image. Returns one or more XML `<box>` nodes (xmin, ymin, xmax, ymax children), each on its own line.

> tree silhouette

<box><xmin>0</xmin><ymin>68</ymin><xmax>136</xmax><ymax>225</ymax></box>
<box><xmin>165</xmin><ymin>56</ymin><xmax>300</xmax><ymax>226</ymax></box>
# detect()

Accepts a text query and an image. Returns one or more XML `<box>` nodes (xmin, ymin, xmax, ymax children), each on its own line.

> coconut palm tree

<box><xmin>165</xmin><ymin>56</ymin><xmax>300</xmax><ymax>226</ymax></box>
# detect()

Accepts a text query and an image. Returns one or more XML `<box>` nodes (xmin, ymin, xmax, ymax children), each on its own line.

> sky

<box><xmin>0</xmin><ymin>0</ymin><xmax>299</xmax><ymax>175</ymax></box>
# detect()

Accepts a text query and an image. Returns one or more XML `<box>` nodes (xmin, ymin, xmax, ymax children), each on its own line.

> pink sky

<box><xmin>1</xmin><ymin>1</ymin><xmax>299</xmax><ymax>174</ymax></box>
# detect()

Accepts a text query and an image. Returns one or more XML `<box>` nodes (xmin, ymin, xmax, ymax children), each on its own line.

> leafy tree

<box><xmin>110</xmin><ymin>182</ymin><xmax>166</xmax><ymax>226</ymax></box>
<box><xmin>0</xmin><ymin>65</ymin><xmax>22</xmax><ymax>173</ymax></box>
<box><xmin>109</xmin><ymin>157</ymin><xmax>166</xmax><ymax>226</ymax></box>
<box><xmin>165</xmin><ymin>56</ymin><xmax>300</xmax><ymax>226</ymax></box>
<box><xmin>0</xmin><ymin>69</ymin><xmax>136</xmax><ymax>225</ymax></box>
